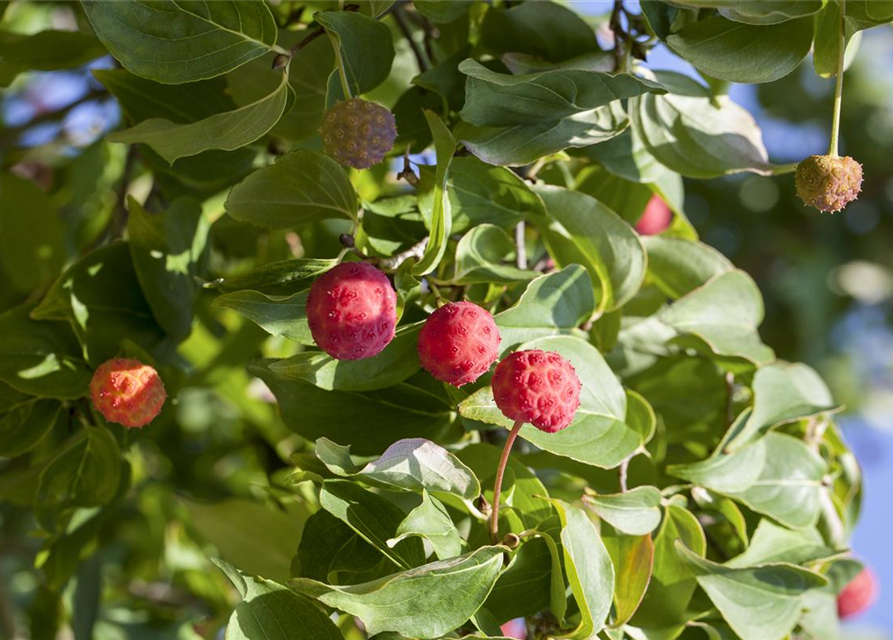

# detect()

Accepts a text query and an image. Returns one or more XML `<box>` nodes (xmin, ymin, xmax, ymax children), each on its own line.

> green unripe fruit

<box><xmin>795</xmin><ymin>154</ymin><xmax>863</xmax><ymax>213</ymax></box>
<box><xmin>320</xmin><ymin>98</ymin><xmax>397</xmax><ymax>170</ymax></box>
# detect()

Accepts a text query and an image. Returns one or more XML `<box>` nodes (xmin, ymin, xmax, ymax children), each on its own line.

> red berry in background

<box><xmin>320</xmin><ymin>98</ymin><xmax>398</xmax><ymax>170</ymax></box>
<box><xmin>306</xmin><ymin>262</ymin><xmax>397</xmax><ymax>360</ymax></box>
<box><xmin>500</xmin><ymin>619</ymin><xmax>527</xmax><ymax>639</ymax></box>
<box><xmin>492</xmin><ymin>350</ymin><xmax>582</xmax><ymax>432</ymax></box>
<box><xmin>90</xmin><ymin>358</ymin><xmax>166</xmax><ymax>428</ymax></box>
<box><xmin>417</xmin><ymin>301</ymin><xmax>500</xmax><ymax>387</ymax></box>
<box><xmin>636</xmin><ymin>195</ymin><xmax>672</xmax><ymax>236</ymax></box>
<box><xmin>838</xmin><ymin>566</ymin><xmax>879</xmax><ymax>619</ymax></box>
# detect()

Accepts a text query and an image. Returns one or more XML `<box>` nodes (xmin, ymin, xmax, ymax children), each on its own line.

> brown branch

<box><xmin>393</xmin><ymin>5</ymin><xmax>430</xmax><ymax>72</ymax></box>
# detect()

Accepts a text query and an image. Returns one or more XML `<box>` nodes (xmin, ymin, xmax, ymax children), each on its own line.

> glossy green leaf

<box><xmin>213</xmin><ymin>289</ymin><xmax>311</xmax><ymax>344</ymax></box>
<box><xmin>480</xmin><ymin>2</ymin><xmax>599</xmax><ymax>63</ymax></box>
<box><xmin>604</xmin><ymin>533</ymin><xmax>654</xmax><ymax>627</ymax></box>
<box><xmin>83</xmin><ymin>0</ymin><xmax>277</xmax><ymax>84</ymax></box>
<box><xmin>457</xmin><ymin>102</ymin><xmax>629</xmax><ymax>167</ymax></box>
<box><xmin>215</xmin><ymin>258</ymin><xmax>337</xmax><ymax>296</ymax></box>
<box><xmin>726</xmin><ymin>519</ymin><xmax>835</xmax><ymax>568</ymax></box>
<box><xmin>535</xmin><ymin>185</ymin><xmax>647</xmax><ymax>314</ymax></box>
<box><xmin>667</xmin><ymin>16</ymin><xmax>813</xmax><ymax>83</ymax></box>
<box><xmin>483</xmin><ymin>537</ymin><xmax>554</xmax><ymax>623</ymax></box>
<box><xmin>660</xmin><ymin>270</ymin><xmax>775</xmax><ymax>365</ymax></box>
<box><xmin>128</xmin><ymin>197</ymin><xmax>207</xmax><ymax>340</ymax></box>
<box><xmin>585</xmin><ymin>487</ymin><xmax>662</xmax><ymax>536</ymax></box>
<box><xmin>316</xmin><ymin>437</ymin><xmax>481</xmax><ymax>500</ymax></box>
<box><xmin>292</xmin><ymin>546</ymin><xmax>505</xmax><ymax>639</ymax></box>
<box><xmin>452</xmin><ymin>224</ymin><xmax>535</xmax><ymax>285</ymax></box>
<box><xmin>549</xmin><ymin>499</ymin><xmax>614</xmax><ymax>639</ymax></box>
<box><xmin>317</xmin><ymin>11</ymin><xmax>395</xmax><ymax>100</ymax></box>
<box><xmin>0</xmin><ymin>30</ymin><xmax>106</xmax><ymax>86</ymax></box>
<box><xmin>388</xmin><ymin>490</ymin><xmax>462</xmax><ymax>560</ymax></box>
<box><xmin>414</xmin><ymin>111</ymin><xmax>456</xmax><ymax>276</ymax></box>
<box><xmin>676</xmin><ymin>542</ymin><xmax>827</xmax><ymax>640</ymax></box>
<box><xmin>225</xmin><ymin>150</ymin><xmax>358</xmax><ymax>229</ymax></box>
<box><xmin>460</xmin><ymin>60</ymin><xmax>663</xmax><ymax>127</ymax></box>
<box><xmin>643</xmin><ymin>236</ymin><xmax>733</xmax><ymax>299</ymax></box>
<box><xmin>296</xmin><ymin>509</ymin><xmax>387</xmax><ymax>585</ymax></box>
<box><xmin>493</xmin><ymin>265</ymin><xmax>596</xmax><ymax>354</ymax></box>
<box><xmin>108</xmin><ymin>70</ymin><xmax>289</xmax><ymax>163</ymax></box>
<box><xmin>270</xmin><ymin>323</ymin><xmax>421</xmax><ymax>391</ymax></box>
<box><xmin>0</xmin><ymin>306</ymin><xmax>92</xmax><ymax>399</ymax></box>
<box><xmin>0</xmin><ymin>395</ymin><xmax>61</xmax><ymax>457</ymax></box>
<box><xmin>215</xmin><ymin>560</ymin><xmax>344</xmax><ymax>640</ymax></box>
<box><xmin>630</xmin><ymin>72</ymin><xmax>777</xmax><ymax>178</ymax></box>
<box><xmin>250</xmin><ymin>361</ymin><xmax>455</xmax><ymax>455</ymax></box>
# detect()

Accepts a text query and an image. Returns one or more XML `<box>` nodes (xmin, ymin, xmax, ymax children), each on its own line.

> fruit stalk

<box><xmin>490</xmin><ymin>419</ymin><xmax>525</xmax><ymax>544</ymax></box>
<box><xmin>828</xmin><ymin>0</ymin><xmax>847</xmax><ymax>157</ymax></box>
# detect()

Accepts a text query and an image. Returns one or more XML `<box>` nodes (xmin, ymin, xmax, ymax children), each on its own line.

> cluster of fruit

<box><xmin>306</xmin><ymin>261</ymin><xmax>582</xmax><ymax>433</ymax></box>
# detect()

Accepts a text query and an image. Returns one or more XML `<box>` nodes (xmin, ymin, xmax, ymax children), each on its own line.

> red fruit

<box><xmin>500</xmin><ymin>619</ymin><xmax>527</xmax><ymax>639</ymax></box>
<box><xmin>417</xmin><ymin>301</ymin><xmax>500</xmax><ymax>387</ymax></box>
<box><xmin>492</xmin><ymin>349</ymin><xmax>582</xmax><ymax>432</ymax></box>
<box><xmin>90</xmin><ymin>358</ymin><xmax>166</xmax><ymax>428</ymax></box>
<box><xmin>306</xmin><ymin>262</ymin><xmax>397</xmax><ymax>360</ymax></box>
<box><xmin>838</xmin><ymin>566</ymin><xmax>879</xmax><ymax>619</ymax></box>
<box><xmin>636</xmin><ymin>195</ymin><xmax>672</xmax><ymax>236</ymax></box>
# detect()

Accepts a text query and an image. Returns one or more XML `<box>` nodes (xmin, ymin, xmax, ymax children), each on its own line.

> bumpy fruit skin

<box><xmin>320</xmin><ymin>98</ymin><xmax>397</xmax><ymax>170</ymax></box>
<box><xmin>417</xmin><ymin>302</ymin><xmax>500</xmax><ymax>387</ymax></box>
<box><xmin>90</xmin><ymin>358</ymin><xmax>166</xmax><ymax>428</ymax></box>
<box><xmin>492</xmin><ymin>350</ymin><xmax>582</xmax><ymax>433</ymax></box>
<box><xmin>795</xmin><ymin>154</ymin><xmax>863</xmax><ymax>213</ymax></box>
<box><xmin>306</xmin><ymin>262</ymin><xmax>397</xmax><ymax>360</ymax></box>
<box><xmin>838</xmin><ymin>566</ymin><xmax>879</xmax><ymax>619</ymax></box>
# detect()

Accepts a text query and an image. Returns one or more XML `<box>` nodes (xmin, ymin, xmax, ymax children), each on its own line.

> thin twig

<box><xmin>619</xmin><ymin>457</ymin><xmax>630</xmax><ymax>492</ymax></box>
<box><xmin>377</xmin><ymin>236</ymin><xmax>428</xmax><ymax>270</ymax></box>
<box><xmin>514</xmin><ymin>221</ymin><xmax>527</xmax><ymax>270</ymax></box>
<box><xmin>490</xmin><ymin>420</ymin><xmax>524</xmax><ymax>544</ymax></box>
<box><xmin>393</xmin><ymin>5</ymin><xmax>430</xmax><ymax>72</ymax></box>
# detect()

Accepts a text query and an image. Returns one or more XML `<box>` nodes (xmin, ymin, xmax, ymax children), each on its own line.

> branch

<box><xmin>393</xmin><ymin>5</ymin><xmax>430</xmax><ymax>72</ymax></box>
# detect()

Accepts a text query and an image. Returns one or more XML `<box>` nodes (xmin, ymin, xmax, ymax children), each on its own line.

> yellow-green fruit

<box><xmin>795</xmin><ymin>154</ymin><xmax>863</xmax><ymax>213</ymax></box>
<box><xmin>320</xmin><ymin>98</ymin><xmax>397</xmax><ymax>170</ymax></box>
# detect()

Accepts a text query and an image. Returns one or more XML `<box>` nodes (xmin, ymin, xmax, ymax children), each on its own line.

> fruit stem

<box><xmin>490</xmin><ymin>420</ymin><xmax>524</xmax><ymax>544</ymax></box>
<box><xmin>334</xmin><ymin>45</ymin><xmax>353</xmax><ymax>100</ymax></box>
<box><xmin>828</xmin><ymin>0</ymin><xmax>847</xmax><ymax>157</ymax></box>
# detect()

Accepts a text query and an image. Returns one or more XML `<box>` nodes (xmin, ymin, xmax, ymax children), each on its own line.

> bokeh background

<box><xmin>1</xmin><ymin>0</ymin><xmax>891</xmax><ymax>638</ymax></box>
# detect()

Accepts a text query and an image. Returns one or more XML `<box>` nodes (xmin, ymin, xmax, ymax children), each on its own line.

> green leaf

<box><xmin>676</xmin><ymin>541</ymin><xmax>827</xmax><ymax>640</ymax></box>
<box><xmin>419</xmin><ymin>156</ymin><xmax>545</xmax><ymax>233</ymax></box>
<box><xmin>604</xmin><ymin>533</ymin><xmax>654</xmax><ymax>627</ymax></box>
<box><xmin>483</xmin><ymin>537</ymin><xmax>554</xmax><ymax>623</ymax></box>
<box><xmin>108</xmin><ymin>70</ymin><xmax>290</xmax><ymax>163</ymax></box>
<box><xmin>675</xmin><ymin>1</ymin><xmax>826</xmax><ymax>25</ymax></box>
<box><xmin>36</xmin><ymin>427</ymin><xmax>122</xmax><ymax>530</ymax></box>
<box><xmin>460</xmin><ymin>335</ymin><xmax>650</xmax><ymax>469</ymax></box>
<box><xmin>316</xmin><ymin>437</ymin><xmax>481</xmax><ymax>500</ymax></box>
<box><xmin>214</xmin><ymin>559</ymin><xmax>344</xmax><ymax>640</ymax></box>
<box><xmin>82</xmin><ymin>0</ymin><xmax>278</xmax><ymax>84</ymax></box>
<box><xmin>535</xmin><ymin>185</ymin><xmax>647</xmax><ymax>314</ymax></box>
<box><xmin>213</xmin><ymin>289</ymin><xmax>311</xmax><ymax>344</ymax></box>
<box><xmin>459</xmin><ymin>60</ymin><xmax>664</xmax><ymax>127</ymax></box>
<box><xmin>414</xmin><ymin>0</ymin><xmax>470</xmax><ymax>24</ymax></box>
<box><xmin>0</xmin><ymin>305</ymin><xmax>92</xmax><ymax>399</ymax></box>
<box><xmin>292</xmin><ymin>546</ymin><xmax>505</xmax><ymax>639</ymax></box>
<box><xmin>389</xmin><ymin>490</ymin><xmax>462</xmax><ymax>560</ymax></box>
<box><xmin>643</xmin><ymin>236</ymin><xmax>733</xmax><ymax>299</ymax></box>
<box><xmin>813</xmin><ymin>1</ymin><xmax>875</xmax><ymax>77</ymax></box>
<box><xmin>457</xmin><ymin>102</ymin><xmax>629</xmax><ymax>167</ymax></box>
<box><xmin>275</xmin><ymin>36</ymin><xmax>334</xmax><ymax>143</ymax></box>
<box><xmin>270</xmin><ymin>323</ymin><xmax>420</xmax><ymax>391</ymax></box>
<box><xmin>630</xmin><ymin>72</ymin><xmax>777</xmax><ymax>178</ymax></box>
<box><xmin>0</xmin><ymin>394</ymin><xmax>61</xmax><ymax>457</ymax></box>
<box><xmin>726</xmin><ymin>519</ymin><xmax>835</xmax><ymax>568</ymax></box>
<box><xmin>666</xmin><ymin>16</ymin><xmax>813</xmax><ymax>83</ymax></box>
<box><xmin>480</xmin><ymin>2</ymin><xmax>600</xmax><ymax>63</ymax></box>
<box><xmin>0</xmin><ymin>30</ymin><xmax>106</xmax><ymax>86</ymax></box>
<box><xmin>320</xmin><ymin>480</ymin><xmax>426</xmax><ymax>571</ymax></box>
<box><xmin>215</xmin><ymin>258</ymin><xmax>337</xmax><ymax>295</ymax></box>
<box><xmin>225</xmin><ymin>150</ymin><xmax>358</xmax><ymax>229</ymax></box>
<box><xmin>128</xmin><ymin>197</ymin><xmax>207</xmax><ymax>340</ymax></box>
<box><xmin>250</xmin><ymin>360</ymin><xmax>455</xmax><ymax>455</ymax></box>
<box><xmin>669</xmin><ymin>432</ymin><xmax>827</xmax><ymax>529</ymax></box>
<box><xmin>574</xmin><ymin>127</ymin><xmax>669</xmax><ymax>184</ymax></box>
<box><xmin>184</xmin><ymin>498</ymin><xmax>306</xmax><ymax>583</ymax></box>
<box><xmin>584</xmin><ymin>487</ymin><xmax>662</xmax><ymax>536</ymax></box>
<box><xmin>493</xmin><ymin>265</ymin><xmax>596</xmax><ymax>354</ymax></box>
<box><xmin>32</xmin><ymin>242</ymin><xmax>167</xmax><ymax>365</ymax></box>
<box><xmin>660</xmin><ymin>270</ymin><xmax>775</xmax><ymax>366</ymax></box>
<box><xmin>297</xmin><ymin>509</ymin><xmax>388</xmax><ymax>584</ymax></box>
<box><xmin>632</xmin><ymin>503</ymin><xmax>706</xmax><ymax>627</ymax></box>
<box><xmin>725</xmin><ymin>362</ymin><xmax>838</xmax><ymax>451</ymax></box>
<box><xmin>548</xmin><ymin>499</ymin><xmax>614</xmax><ymax>639</ymax></box>
<box><xmin>0</xmin><ymin>173</ymin><xmax>65</xmax><ymax>292</ymax></box>
<box><xmin>452</xmin><ymin>225</ymin><xmax>536</xmax><ymax>285</ymax></box>
<box><xmin>414</xmin><ymin>111</ymin><xmax>456</xmax><ymax>276</ymax></box>
<box><xmin>317</xmin><ymin>11</ymin><xmax>395</xmax><ymax>100</ymax></box>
